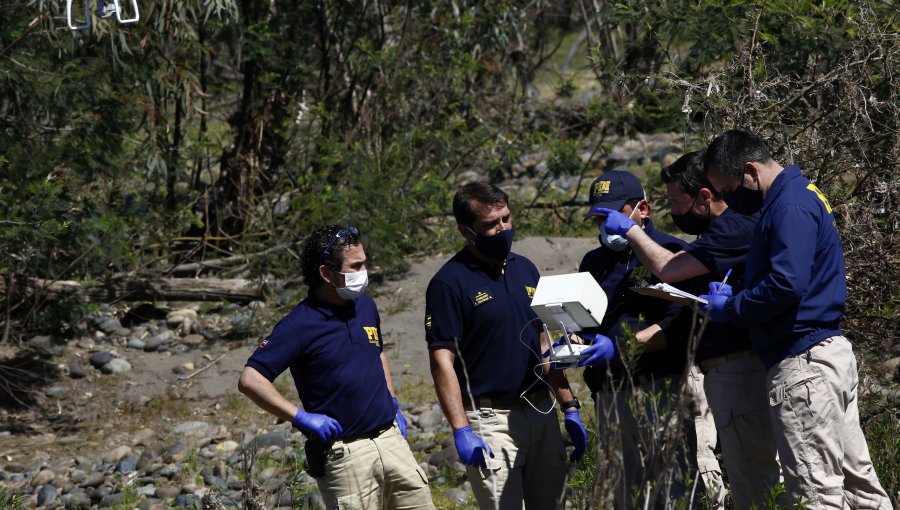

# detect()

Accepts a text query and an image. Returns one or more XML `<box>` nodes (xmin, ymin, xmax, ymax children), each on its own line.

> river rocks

<box><xmin>88</xmin><ymin>352</ymin><xmax>113</xmax><ymax>369</ymax></box>
<box><xmin>31</xmin><ymin>469</ymin><xmax>55</xmax><ymax>486</ymax></box>
<box><xmin>101</xmin><ymin>358</ymin><xmax>132</xmax><ymax>374</ymax></box>
<box><xmin>36</xmin><ymin>484</ymin><xmax>57</xmax><ymax>506</ymax></box>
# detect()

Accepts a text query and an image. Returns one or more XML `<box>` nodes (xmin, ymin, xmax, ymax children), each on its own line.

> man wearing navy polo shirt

<box><xmin>238</xmin><ymin>225</ymin><xmax>434</xmax><ymax>510</ymax></box>
<box><xmin>425</xmin><ymin>182</ymin><xmax>587</xmax><ymax>510</ymax></box>
<box><xmin>701</xmin><ymin>130</ymin><xmax>890</xmax><ymax>509</ymax></box>
<box><xmin>602</xmin><ymin>152</ymin><xmax>780</xmax><ymax>509</ymax></box>
<box><xmin>577</xmin><ymin>169</ymin><xmax>698</xmax><ymax>509</ymax></box>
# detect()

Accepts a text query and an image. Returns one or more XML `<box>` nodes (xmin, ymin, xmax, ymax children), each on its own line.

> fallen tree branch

<box><xmin>177</xmin><ymin>352</ymin><xmax>227</xmax><ymax>381</ymax></box>
<box><xmin>0</xmin><ymin>276</ymin><xmax>265</xmax><ymax>304</ymax></box>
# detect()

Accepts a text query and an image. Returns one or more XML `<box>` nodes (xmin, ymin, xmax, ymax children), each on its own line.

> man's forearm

<box><xmin>238</xmin><ymin>366</ymin><xmax>298</xmax><ymax>422</ymax></box>
<box><xmin>430</xmin><ymin>349</ymin><xmax>469</xmax><ymax>430</ymax></box>
<box><xmin>627</xmin><ymin>227</ymin><xmax>678</xmax><ymax>278</ymax></box>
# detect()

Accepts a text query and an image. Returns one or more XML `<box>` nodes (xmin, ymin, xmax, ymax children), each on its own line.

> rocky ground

<box><xmin>0</xmin><ymin>236</ymin><xmax>599</xmax><ymax>509</ymax></box>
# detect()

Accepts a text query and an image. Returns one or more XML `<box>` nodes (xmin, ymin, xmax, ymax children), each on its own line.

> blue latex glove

<box><xmin>699</xmin><ymin>281</ymin><xmax>734</xmax><ymax>321</ymax></box>
<box><xmin>707</xmin><ymin>281</ymin><xmax>733</xmax><ymax>297</ymax></box>
<box><xmin>577</xmin><ymin>334</ymin><xmax>616</xmax><ymax>367</ymax></box>
<box><xmin>564</xmin><ymin>409</ymin><xmax>588</xmax><ymax>462</ymax></box>
<box><xmin>453</xmin><ymin>425</ymin><xmax>494</xmax><ymax>468</ymax></box>
<box><xmin>292</xmin><ymin>408</ymin><xmax>343</xmax><ymax>442</ymax></box>
<box><xmin>596</xmin><ymin>208</ymin><xmax>637</xmax><ymax>236</ymax></box>
<box><xmin>392</xmin><ymin>396</ymin><xmax>408</xmax><ymax>440</ymax></box>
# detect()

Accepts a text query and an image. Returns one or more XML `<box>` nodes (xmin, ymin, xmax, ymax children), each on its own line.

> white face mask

<box><xmin>598</xmin><ymin>204</ymin><xmax>641</xmax><ymax>252</ymax></box>
<box><xmin>334</xmin><ymin>269</ymin><xmax>368</xmax><ymax>300</ymax></box>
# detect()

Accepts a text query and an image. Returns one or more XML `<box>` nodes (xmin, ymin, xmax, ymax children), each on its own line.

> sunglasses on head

<box><xmin>320</xmin><ymin>226</ymin><xmax>359</xmax><ymax>263</ymax></box>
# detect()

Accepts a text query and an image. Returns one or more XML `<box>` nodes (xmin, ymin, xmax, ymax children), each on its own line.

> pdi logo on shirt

<box><xmin>525</xmin><ymin>285</ymin><xmax>536</xmax><ymax>298</ymax></box>
<box><xmin>363</xmin><ymin>326</ymin><xmax>380</xmax><ymax>346</ymax></box>
<box><xmin>258</xmin><ymin>337</ymin><xmax>269</xmax><ymax>348</ymax></box>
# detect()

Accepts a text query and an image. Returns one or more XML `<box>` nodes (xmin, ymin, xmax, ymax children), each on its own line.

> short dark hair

<box><xmin>704</xmin><ymin>130</ymin><xmax>773</xmax><ymax>179</ymax></box>
<box><xmin>299</xmin><ymin>225</ymin><xmax>361</xmax><ymax>289</ymax></box>
<box><xmin>452</xmin><ymin>182</ymin><xmax>509</xmax><ymax>226</ymax></box>
<box><xmin>661</xmin><ymin>150</ymin><xmax>716</xmax><ymax>197</ymax></box>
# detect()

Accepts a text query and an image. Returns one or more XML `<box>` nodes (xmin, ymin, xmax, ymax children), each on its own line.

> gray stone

<box><xmin>169</xmin><ymin>344</ymin><xmax>188</xmax><ymax>355</ymax></box>
<box><xmin>137</xmin><ymin>446</ymin><xmax>163</xmax><ymax>470</ymax></box>
<box><xmin>246</xmin><ymin>429</ymin><xmax>287</xmax><ymax>450</ymax></box>
<box><xmin>5</xmin><ymin>462</ymin><xmax>27</xmax><ymax>472</ymax></box>
<box><xmin>37</xmin><ymin>484</ymin><xmax>58</xmax><ymax>506</ymax></box>
<box><xmin>89</xmin><ymin>352</ymin><xmax>113</xmax><ymax>369</ymax></box>
<box><xmin>61</xmin><ymin>491</ymin><xmax>92</xmax><ymax>509</ymax></box>
<box><xmin>143</xmin><ymin>337</ymin><xmax>163</xmax><ymax>352</ymax></box>
<box><xmin>175</xmin><ymin>494</ymin><xmax>202</xmax><ymax>507</ymax></box>
<box><xmin>68</xmin><ymin>359</ymin><xmax>88</xmax><ymax>379</ymax></box>
<box><xmin>410</xmin><ymin>440</ymin><xmax>436</xmax><ymax>452</ymax></box>
<box><xmin>126</xmin><ymin>338</ymin><xmax>146</xmax><ymax>349</ymax></box>
<box><xmin>141</xmin><ymin>500</ymin><xmax>166</xmax><ymax>510</ymax></box>
<box><xmin>45</xmin><ymin>386</ymin><xmax>65</xmax><ymax>397</ymax></box>
<box><xmin>31</xmin><ymin>468</ymin><xmax>55</xmax><ymax>486</ymax></box>
<box><xmin>444</xmin><ymin>488</ymin><xmax>469</xmax><ymax>504</ymax></box>
<box><xmin>106</xmin><ymin>445</ymin><xmax>132</xmax><ymax>462</ymax></box>
<box><xmin>416</xmin><ymin>408</ymin><xmax>445</xmax><ymax>430</ymax></box>
<box><xmin>99</xmin><ymin>492</ymin><xmax>125</xmax><ymax>507</ymax></box>
<box><xmin>158</xmin><ymin>464</ymin><xmax>180</xmax><ymax>479</ymax></box>
<box><xmin>79</xmin><ymin>472</ymin><xmax>106</xmax><ymax>488</ymax></box>
<box><xmin>115</xmin><ymin>456</ymin><xmax>137</xmax><ymax>474</ymax></box>
<box><xmin>136</xmin><ymin>486</ymin><xmax>157</xmax><ymax>497</ymax></box>
<box><xmin>155</xmin><ymin>486</ymin><xmax>181</xmax><ymax>499</ymax></box>
<box><xmin>102</xmin><ymin>358</ymin><xmax>132</xmax><ymax>374</ymax></box>
<box><xmin>173</xmin><ymin>421</ymin><xmax>209</xmax><ymax>436</ymax></box>
<box><xmin>426</xmin><ymin>446</ymin><xmax>458</xmax><ymax>466</ymax></box>
<box><xmin>28</xmin><ymin>334</ymin><xmax>56</xmax><ymax>351</ymax></box>
<box><xmin>180</xmin><ymin>334</ymin><xmax>204</xmax><ymax>347</ymax></box>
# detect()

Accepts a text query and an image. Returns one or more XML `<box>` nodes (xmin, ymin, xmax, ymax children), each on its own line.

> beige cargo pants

<box><xmin>767</xmin><ymin>336</ymin><xmax>892</xmax><ymax>509</ymax></box>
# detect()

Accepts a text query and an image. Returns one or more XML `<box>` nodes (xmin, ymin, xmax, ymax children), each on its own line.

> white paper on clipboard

<box><xmin>629</xmin><ymin>283</ymin><xmax>708</xmax><ymax>305</ymax></box>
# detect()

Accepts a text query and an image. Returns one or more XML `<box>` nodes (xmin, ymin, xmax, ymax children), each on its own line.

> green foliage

<box><xmin>0</xmin><ymin>486</ymin><xmax>26</xmax><ymax>510</ymax></box>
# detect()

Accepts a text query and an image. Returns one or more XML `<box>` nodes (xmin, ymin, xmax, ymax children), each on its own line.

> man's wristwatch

<box><xmin>560</xmin><ymin>398</ymin><xmax>581</xmax><ymax>411</ymax></box>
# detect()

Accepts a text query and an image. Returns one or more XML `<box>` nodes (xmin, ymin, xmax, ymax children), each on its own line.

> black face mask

<box><xmin>467</xmin><ymin>227</ymin><xmax>515</xmax><ymax>261</ymax></box>
<box><xmin>723</xmin><ymin>176</ymin><xmax>764</xmax><ymax>215</ymax></box>
<box><xmin>670</xmin><ymin>202</ymin><xmax>711</xmax><ymax>236</ymax></box>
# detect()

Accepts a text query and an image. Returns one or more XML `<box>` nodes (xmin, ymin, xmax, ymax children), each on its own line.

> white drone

<box><xmin>66</xmin><ymin>0</ymin><xmax>140</xmax><ymax>30</ymax></box>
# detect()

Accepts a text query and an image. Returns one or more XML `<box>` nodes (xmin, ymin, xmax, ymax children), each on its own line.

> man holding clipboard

<box><xmin>599</xmin><ymin>151</ymin><xmax>780</xmax><ymax>509</ymax></box>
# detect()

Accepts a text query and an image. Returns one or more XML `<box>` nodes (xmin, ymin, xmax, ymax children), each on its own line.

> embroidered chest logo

<box><xmin>472</xmin><ymin>290</ymin><xmax>494</xmax><ymax>307</ymax></box>
<box><xmin>525</xmin><ymin>285</ymin><xmax>536</xmax><ymax>298</ymax></box>
<box><xmin>629</xmin><ymin>266</ymin><xmax>652</xmax><ymax>287</ymax></box>
<box><xmin>363</xmin><ymin>326</ymin><xmax>380</xmax><ymax>346</ymax></box>
<box><xmin>425</xmin><ymin>314</ymin><xmax>432</xmax><ymax>330</ymax></box>
<box><xmin>258</xmin><ymin>337</ymin><xmax>269</xmax><ymax>348</ymax></box>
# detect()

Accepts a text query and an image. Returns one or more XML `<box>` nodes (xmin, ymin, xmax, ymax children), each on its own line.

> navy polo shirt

<box><xmin>245</xmin><ymin>293</ymin><xmax>394</xmax><ymax>438</ymax></box>
<box><xmin>683</xmin><ymin>208</ymin><xmax>757</xmax><ymax>361</ymax></box>
<box><xmin>579</xmin><ymin>219</ymin><xmax>696</xmax><ymax>388</ymax></box>
<box><xmin>425</xmin><ymin>249</ymin><xmax>543</xmax><ymax>399</ymax></box>
<box><xmin>723</xmin><ymin>165</ymin><xmax>845</xmax><ymax>368</ymax></box>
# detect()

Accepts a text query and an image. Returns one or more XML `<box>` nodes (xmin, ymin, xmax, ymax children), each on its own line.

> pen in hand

<box><xmin>716</xmin><ymin>268</ymin><xmax>732</xmax><ymax>295</ymax></box>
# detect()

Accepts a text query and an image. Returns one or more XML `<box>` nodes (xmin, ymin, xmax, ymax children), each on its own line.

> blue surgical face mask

<box><xmin>466</xmin><ymin>226</ymin><xmax>515</xmax><ymax>261</ymax></box>
<box><xmin>598</xmin><ymin>206</ymin><xmax>640</xmax><ymax>252</ymax></box>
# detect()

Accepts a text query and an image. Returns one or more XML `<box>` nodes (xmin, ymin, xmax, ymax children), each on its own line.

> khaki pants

<box><xmin>318</xmin><ymin>422</ymin><xmax>435</xmax><ymax>510</ymax></box>
<box><xmin>768</xmin><ymin>336</ymin><xmax>892</xmax><ymax>509</ymax></box>
<box><xmin>703</xmin><ymin>352</ymin><xmax>780</xmax><ymax>510</ymax></box>
<box><xmin>594</xmin><ymin>375</ymin><xmax>691</xmax><ymax>510</ymax></box>
<box><xmin>687</xmin><ymin>366</ymin><xmax>727</xmax><ymax>509</ymax></box>
<box><xmin>464</xmin><ymin>395</ymin><xmax>568</xmax><ymax>510</ymax></box>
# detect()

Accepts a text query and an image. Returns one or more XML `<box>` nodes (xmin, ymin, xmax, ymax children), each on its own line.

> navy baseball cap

<box><xmin>583</xmin><ymin>170</ymin><xmax>646</xmax><ymax>220</ymax></box>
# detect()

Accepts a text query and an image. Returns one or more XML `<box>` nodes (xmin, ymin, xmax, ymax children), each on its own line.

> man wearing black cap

<box><xmin>576</xmin><ymin>170</ymin><xmax>699</xmax><ymax>508</ymax></box>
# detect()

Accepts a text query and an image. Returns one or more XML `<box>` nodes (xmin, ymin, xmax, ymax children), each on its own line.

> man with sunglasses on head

<box><xmin>599</xmin><ymin>152</ymin><xmax>780</xmax><ymax>509</ymax></box>
<box><xmin>239</xmin><ymin>225</ymin><xmax>434</xmax><ymax>510</ymax></box>
<box><xmin>425</xmin><ymin>182</ymin><xmax>586</xmax><ymax>510</ymax></box>
<box><xmin>699</xmin><ymin>130</ymin><xmax>891</xmax><ymax>509</ymax></box>
<box><xmin>574</xmin><ymin>169</ymin><xmax>704</xmax><ymax>508</ymax></box>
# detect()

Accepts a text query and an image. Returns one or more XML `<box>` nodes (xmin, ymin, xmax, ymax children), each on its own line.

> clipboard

<box><xmin>629</xmin><ymin>283</ymin><xmax>708</xmax><ymax>305</ymax></box>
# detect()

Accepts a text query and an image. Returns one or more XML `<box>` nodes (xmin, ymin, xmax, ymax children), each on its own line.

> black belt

<box><xmin>698</xmin><ymin>350</ymin><xmax>754</xmax><ymax>374</ymax></box>
<box><xmin>462</xmin><ymin>390</ymin><xmax>547</xmax><ymax>410</ymax></box>
<box><xmin>339</xmin><ymin>419</ymin><xmax>394</xmax><ymax>443</ymax></box>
